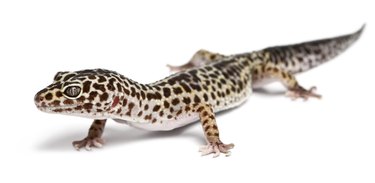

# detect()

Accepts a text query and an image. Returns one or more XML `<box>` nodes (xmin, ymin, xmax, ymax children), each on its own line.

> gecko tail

<box><xmin>263</xmin><ymin>24</ymin><xmax>365</xmax><ymax>74</ymax></box>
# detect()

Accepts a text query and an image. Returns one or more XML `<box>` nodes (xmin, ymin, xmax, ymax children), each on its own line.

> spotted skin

<box><xmin>35</xmin><ymin>25</ymin><xmax>363</xmax><ymax>157</ymax></box>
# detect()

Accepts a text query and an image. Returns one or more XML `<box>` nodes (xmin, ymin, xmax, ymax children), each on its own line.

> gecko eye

<box><xmin>63</xmin><ymin>85</ymin><xmax>82</xmax><ymax>99</ymax></box>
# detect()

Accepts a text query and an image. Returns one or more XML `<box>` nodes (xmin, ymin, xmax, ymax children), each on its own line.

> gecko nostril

<box><xmin>34</xmin><ymin>94</ymin><xmax>44</xmax><ymax>102</ymax></box>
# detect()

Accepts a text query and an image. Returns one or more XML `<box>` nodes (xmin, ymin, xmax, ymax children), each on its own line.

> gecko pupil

<box><xmin>64</xmin><ymin>86</ymin><xmax>81</xmax><ymax>98</ymax></box>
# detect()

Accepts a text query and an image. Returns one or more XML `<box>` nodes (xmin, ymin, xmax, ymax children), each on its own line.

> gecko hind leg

<box><xmin>193</xmin><ymin>103</ymin><xmax>234</xmax><ymax>157</ymax></box>
<box><xmin>73</xmin><ymin>119</ymin><xmax>107</xmax><ymax>151</ymax></box>
<box><xmin>253</xmin><ymin>62</ymin><xmax>321</xmax><ymax>100</ymax></box>
<box><xmin>167</xmin><ymin>49</ymin><xmax>225</xmax><ymax>72</ymax></box>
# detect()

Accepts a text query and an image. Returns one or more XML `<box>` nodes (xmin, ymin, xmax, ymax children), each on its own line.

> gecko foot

<box><xmin>199</xmin><ymin>142</ymin><xmax>234</xmax><ymax>158</ymax></box>
<box><xmin>166</xmin><ymin>63</ymin><xmax>194</xmax><ymax>72</ymax></box>
<box><xmin>72</xmin><ymin>137</ymin><xmax>105</xmax><ymax>151</ymax></box>
<box><xmin>286</xmin><ymin>86</ymin><xmax>322</xmax><ymax>100</ymax></box>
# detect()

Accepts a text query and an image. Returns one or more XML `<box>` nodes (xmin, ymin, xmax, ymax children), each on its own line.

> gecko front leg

<box><xmin>73</xmin><ymin>119</ymin><xmax>107</xmax><ymax>150</ymax></box>
<box><xmin>194</xmin><ymin>103</ymin><xmax>234</xmax><ymax>157</ymax></box>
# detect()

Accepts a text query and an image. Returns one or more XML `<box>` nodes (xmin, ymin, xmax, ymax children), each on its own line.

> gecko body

<box><xmin>35</xmin><ymin>25</ymin><xmax>364</xmax><ymax>157</ymax></box>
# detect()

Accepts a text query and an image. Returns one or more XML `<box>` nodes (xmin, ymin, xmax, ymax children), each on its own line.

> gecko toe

<box><xmin>286</xmin><ymin>86</ymin><xmax>322</xmax><ymax>100</ymax></box>
<box><xmin>72</xmin><ymin>137</ymin><xmax>105</xmax><ymax>151</ymax></box>
<box><xmin>199</xmin><ymin>142</ymin><xmax>234</xmax><ymax>157</ymax></box>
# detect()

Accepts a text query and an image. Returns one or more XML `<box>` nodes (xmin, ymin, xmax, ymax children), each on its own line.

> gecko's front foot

<box><xmin>286</xmin><ymin>86</ymin><xmax>322</xmax><ymax>100</ymax></box>
<box><xmin>72</xmin><ymin>137</ymin><xmax>105</xmax><ymax>151</ymax></box>
<box><xmin>199</xmin><ymin>142</ymin><xmax>234</xmax><ymax>158</ymax></box>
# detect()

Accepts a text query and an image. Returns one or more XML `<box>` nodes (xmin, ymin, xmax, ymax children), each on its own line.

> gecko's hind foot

<box><xmin>199</xmin><ymin>142</ymin><xmax>234</xmax><ymax>158</ymax></box>
<box><xmin>166</xmin><ymin>63</ymin><xmax>194</xmax><ymax>72</ymax></box>
<box><xmin>72</xmin><ymin>137</ymin><xmax>105</xmax><ymax>151</ymax></box>
<box><xmin>286</xmin><ymin>86</ymin><xmax>322</xmax><ymax>100</ymax></box>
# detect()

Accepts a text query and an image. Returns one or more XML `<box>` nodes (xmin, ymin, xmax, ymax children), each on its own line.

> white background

<box><xmin>0</xmin><ymin>0</ymin><xmax>374</xmax><ymax>182</ymax></box>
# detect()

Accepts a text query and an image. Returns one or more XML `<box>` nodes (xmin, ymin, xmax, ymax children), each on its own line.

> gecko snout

<box><xmin>34</xmin><ymin>89</ymin><xmax>48</xmax><ymax>104</ymax></box>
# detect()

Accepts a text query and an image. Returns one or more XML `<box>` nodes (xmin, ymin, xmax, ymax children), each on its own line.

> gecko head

<box><xmin>34</xmin><ymin>69</ymin><xmax>124</xmax><ymax>118</ymax></box>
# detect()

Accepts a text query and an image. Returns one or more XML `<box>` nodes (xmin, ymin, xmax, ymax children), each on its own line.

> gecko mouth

<box><xmin>37</xmin><ymin>104</ymin><xmax>79</xmax><ymax>112</ymax></box>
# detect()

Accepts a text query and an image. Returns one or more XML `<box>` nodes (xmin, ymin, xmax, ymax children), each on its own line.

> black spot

<box><xmin>93</xmin><ymin>83</ymin><xmax>106</xmax><ymax>92</ymax></box>
<box><xmin>194</xmin><ymin>95</ymin><xmax>201</xmax><ymax>103</ymax></box>
<box><xmin>154</xmin><ymin>92</ymin><xmax>162</xmax><ymax>100</ymax></box>
<box><xmin>209</xmin><ymin>73</ymin><xmax>217</xmax><ymax>78</ymax></box>
<box><xmin>182</xmin><ymin>97</ymin><xmax>191</xmax><ymax>104</ymax></box>
<box><xmin>123</xmin><ymin>88</ymin><xmax>130</xmax><ymax>95</ymax></box>
<box><xmin>98</xmin><ymin>76</ymin><xmax>106</xmax><ymax>83</ymax></box>
<box><xmin>146</xmin><ymin>93</ymin><xmax>154</xmax><ymax>100</ymax></box>
<box><xmin>163</xmin><ymin>101</ymin><xmax>170</xmax><ymax>108</ymax></box>
<box><xmin>163</xmin><ymin>88</ymin><xmax>171</xmax><ymax>97</ymax></box>
<box><xmin>190</xmin><ymin>84</ymin><xmax>201</xmax><ymax>91</ymax></box>
<box><xmin>203</xmin><ymin>93</ymin><xmax>209</xmax><ymax>101</ymax></box>
<box><xmin>126</xmin><ymin>103</ymin><xmax>134</xmax><ymax>116</ymax></box>
<box><xmin>173</xmin><ymin>87</ymin><xmax>183</xmax><ymax>95</ymax></box>
<box><xmin>180</xmin><ymin>83</ymin><xmax>191</xmax><ymax>93</ymax></box>
<box><xmin>140</xmin><ymin>90</ymin><xmax>146</xmax><ymax>99</ymax></box>
<box><xmin>99</xmin><ymin>93</ymin><xmax>109</xmax><ymax>101</ymax></box>
<box><xmin>211</xmin><ymin>93</ymin><xmax>216</xmax><ymax>100</ymax></box>
<box><xmin>55</xmin><ymin>91</ymin><xmax>62</xmax><ymax>97</ymax></box>
<box><xmin>115</xmin><ymin>83</ymin><xmax>123</xmax><ymax>93</ymax></box>
<box><xmin>144</xmin><ymin>114</ymin><xmax>152</xmax><ymax>120</ymax></box>
<box><xmin>88</xmin><ymin>91</ymin><xmax>98</xmax><ymax>100</ymax></box>
<box><xmin>107</xmin><ymin>83</ymin><xmax>114</xmax><ymax>91</ymax></box>
<box><xmin>225</xmin><ymin>89</ymin><xmax>230</xmax><ymax>95</ymax></box>
<box><xmin>123</xmin><ymin>81</ymin><xmax>129</xmax><ymax>87</ymax></box>
<box><xmin>196</xmin><ymin>106</ymin><xmax>204</xmax><ymax>112</ymax></box>
<box><xmin>130</xmin><ymin>87</ymin><xmax>136</xmax><ymax>97</ymax></box>
<box><xmin>202</xmin><ymin>119</ymin><xmax>209</xmax><ymax>126</ymax></box>
<box><xmin>45</xmin><ymin>93</ymin><xmax>53</xmax><ymax>100</ymax></box>
<box><xmin>82</xmin><ymin>81</ymin><xmax>91</xmax><ymax>93</ymax></box>
<box><xmin>153</xmin><ymin>105</ymin><xmax>161</xmax><ymax>112</ymax></box>
<box><xmin>83</xmin><ymin>103</ymin><xmax>93</xmax><ymax>110</ymax></box>
<box><xmin>88</xmin><ymin>75</ymin><xmax>96</xmax><ymax>80</ymax></box>
<box><xmin>217</xmin><ymin>91</ymin><xmax>222</xmax><ymax>97</ymax></box>
<box><xmin>171</xmin><ymin>98</ymin><xmax>180</xmax><ymax>105</ymax></box>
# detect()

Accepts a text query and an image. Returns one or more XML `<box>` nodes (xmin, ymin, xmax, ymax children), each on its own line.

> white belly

<box><xmin>113</xmin><ymin>114</ymin><xmax>200</xmax><ymax>131</ymax></box>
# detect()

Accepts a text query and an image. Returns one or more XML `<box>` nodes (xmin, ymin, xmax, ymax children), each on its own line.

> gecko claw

<box><xmin>72</xmin><ymin>137</ymin><xmax>105</xmax><ymax>151</ymax></box>
<box><xmin>199</xmin><ymin>142</ymin><xmax>234</xmax><ymax>158</ymax></box>
<box><xmin>286</xmin><ymin>86</ymin><xmax>322</xmax><ymax>100</ymax></box>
